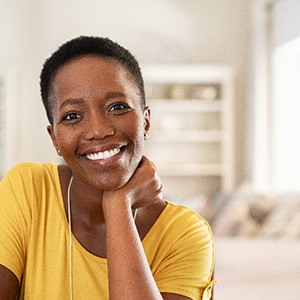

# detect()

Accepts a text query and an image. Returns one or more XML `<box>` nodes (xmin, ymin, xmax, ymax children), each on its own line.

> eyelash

<box><xmin>62</xmin><ymin>112</ymin><xmax>82</xmax><ymax>121</ymax></box>
<box><xmin>108</xmin><ymin>102</ymin><xmax>130</xmax><ymax>112</ymax></box>
<box><xmin>61</xmin><ymin>102</ymin><xmax>131</xmax><ymax>122</ymax></box>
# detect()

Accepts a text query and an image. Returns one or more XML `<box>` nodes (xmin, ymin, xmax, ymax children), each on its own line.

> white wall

<box><xmin>273</xmin><ymin>39</ymin><xmax>300</xmax><ymax>193</ymax></box>
<box><xmin>271</xmin><ymin>0</ymin><xmax>300</xmax><ymax>192</ymax></box>
<box><xmin>0</xmin><ymin>0</ymin><xmax>252</xmax><ymax>185</ymax></box>
<box><xmin>0</xmin><ymin>0</ymin><xmax>50</xmax><ymax>167</ymax></box>
<box><xmin>273</xmin><ymin>0</ymin><xmax>300</xmax><ymax>47</ymax></box>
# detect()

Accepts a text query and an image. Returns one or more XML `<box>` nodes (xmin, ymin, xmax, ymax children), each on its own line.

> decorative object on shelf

<box><xmin>168</xmin><ymin>84</ymin><xmax>187</xmax><ymax>99</ymax></box>
<box><xmin>191</xmin><ymin>84</ymin><xmax>219</xmax><ymax>101</ymax></box>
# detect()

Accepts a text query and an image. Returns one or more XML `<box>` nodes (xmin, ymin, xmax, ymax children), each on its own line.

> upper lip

<box><xmin>80</xmin><ymin>144</ymin><xmax>126</xmax><ymax>156</ymax></box>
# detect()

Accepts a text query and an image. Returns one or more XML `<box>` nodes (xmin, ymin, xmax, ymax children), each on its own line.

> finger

<box><xmin>142</xmin><ymin>155</ymin><xmax>159</xmax><ymax>170</ymax></box>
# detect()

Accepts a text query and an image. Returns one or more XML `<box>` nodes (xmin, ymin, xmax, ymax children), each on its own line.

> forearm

<box><xmin>104</xmin><ymin>200</ymin><xmax>163</xmax><ymax>300</ymax></box>
<box><xmin>0</xmin><ymin>265</ymin><xmax>19</xmax><ymax>300</ymax></box>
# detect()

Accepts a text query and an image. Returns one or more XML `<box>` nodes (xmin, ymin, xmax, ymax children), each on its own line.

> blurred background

<box><xmin>0</xmin><ymin>0</ymin><xmax>300</xmax><ymax>299</ymax></box>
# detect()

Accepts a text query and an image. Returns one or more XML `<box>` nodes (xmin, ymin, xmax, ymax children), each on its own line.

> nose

<box><xmin>83</xmin><ymin>113</ymin><xmax>115</xmax><ymax>140</ymax></box>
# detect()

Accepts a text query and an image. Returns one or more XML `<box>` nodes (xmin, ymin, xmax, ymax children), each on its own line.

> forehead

<box><xmin>47</xmin><ymin>55</ymin><xmax>143</xmax><ymax>111</ymax></box>
<box><xmin>52</xmin><ymin>55</ymin><xmax>135</xmax><ymax>88</ymax></box>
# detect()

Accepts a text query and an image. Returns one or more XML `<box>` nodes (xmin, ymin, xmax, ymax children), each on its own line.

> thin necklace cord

<box><xmin>66</xmin><ymin>175</ymin><xmax>137</xmax><ymax>300</ymax></box>
<box><xmin>67</xmin><ymin>176</ymin><xmax>74</xmax><ymax>300</ymax></box>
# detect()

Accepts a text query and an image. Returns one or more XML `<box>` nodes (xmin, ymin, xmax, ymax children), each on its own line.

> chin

<box><xmin>93</xmin><ymin>171</ymin><xmax>133</xmax><ymax>192</ymax></box>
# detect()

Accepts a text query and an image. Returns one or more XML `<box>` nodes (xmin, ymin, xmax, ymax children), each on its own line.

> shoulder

<box><xmin>150</xmin><ymin>202</ymin><xmax>215</xmax><ymax>300</ymax></box>
<box><xmin>0</xmin><ymin>162</ymin><xmax>61</xmax><ymax>214</ymax></box>
<box><xmin>1</xmin><ymin>162</ymin><xmax>57</xmax><ymax>180</ymax></box>
<box><xmin>0</xmin><ymin>162</ymin><xmax>59</xmax><ymax>193</ymax></box>
<box><xmin>149</xmin><ymin>200</ymin><xmax>214</xmax><ymax>249</ymax></box>
<box><xmin>164</xmin><ymin>201</ymin><xmax>212</xmax><ymax>233</ymax></box>
<box><xmin>163</xmin><ymin>201</ymin><xmax>214</xmax><ymax>251</ymax></box>
<box><xmin>5</xmin><ymin>161</ymin><xmax>56</xmax><ymax>173</ymax></box>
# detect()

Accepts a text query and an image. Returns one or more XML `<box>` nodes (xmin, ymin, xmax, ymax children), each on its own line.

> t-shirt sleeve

<box><xmin>154</xmin><ymin>208</ymin><xmax>216</xmax><ymax>300</ymax></box>
<box><xmin>0</xmin><ymin>164</ymin><xmax>33</xmax><ymax>281</ymax></box>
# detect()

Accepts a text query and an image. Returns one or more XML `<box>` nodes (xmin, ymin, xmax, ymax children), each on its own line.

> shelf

<box><xmin>150</xmin><ymin>130</ymin><xmax>223</xmax><ymax>143</ymax></box>
<box><xmin>148</xmin><ymin>99</ymin><xmax>223</xmax><ymax>112</ymax></box>
<box><xmin>142</xmin><ymin>65</ymin><xmax>235</xmax><ymax>197</ymax></box>
<box><xmin>142</xmin><ymin>64</ymin><xmax>234</xmax><ymax>82</ymax></box>
<box><xmin>156</xmin><ymin>163</ymin><xmax>222</xmax><ymax>177</ymax></box>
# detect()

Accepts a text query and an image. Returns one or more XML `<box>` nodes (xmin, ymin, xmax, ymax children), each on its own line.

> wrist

<box><xmin>102</xmin><ymin>192</ymin><xmax>132</xmax><ymax>220</ymax></box>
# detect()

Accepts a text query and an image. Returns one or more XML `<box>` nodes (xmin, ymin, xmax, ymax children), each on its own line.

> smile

<box><xmin>85</xmin><ymin>147</ymin><xmax>122</xmax><ymax>161</ymax></box>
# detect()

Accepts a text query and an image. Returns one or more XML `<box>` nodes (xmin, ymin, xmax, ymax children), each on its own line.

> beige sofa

<box><xmin>214</xmin><ymin>237</ymin><xmax>300</xmax><ymax>300</ymax></box>
<box><xmin>175</xmin><ymin>185</ymin><xmax>300</xmax><ymax>300</ymax></box>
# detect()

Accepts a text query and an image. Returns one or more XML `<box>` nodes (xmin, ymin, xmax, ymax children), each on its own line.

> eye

<box><xmin>108</xmin><ymin>102</ymin><xmax>131</xmax><ymax>113</ymax></box>
<box><xmin>62</xmin><ymin>112</ymin><xmax>83</xmax><ymax>121</ymax></box>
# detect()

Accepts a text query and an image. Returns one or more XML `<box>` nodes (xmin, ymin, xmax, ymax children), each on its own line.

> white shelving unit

<box><xmin>0</xmin><ymin>70</ymin><xmax>19</xmax><ymax>177</ymax></box>
<box><xmin>142</xmin><ymin>65</ymin><xmax>235</xmax><ymax>199</ymax></box>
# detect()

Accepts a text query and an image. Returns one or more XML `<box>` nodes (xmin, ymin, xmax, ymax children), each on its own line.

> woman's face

<box><xmin>47</xmin><ymin>55</ymin><xmax>150</xmax><ymax>191</ymax></box>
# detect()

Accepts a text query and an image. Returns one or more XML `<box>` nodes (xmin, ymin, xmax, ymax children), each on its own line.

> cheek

<box><xmin>121</xmin><ymin>116</ymin><xmax>145</xmax><ymax>162</ymax></box>
<box><xmin>55</xmin><ymin>128</ymin><xmax>78</xmax><ymax>153</ymax></box>
<box><xmin>127</xmin><ymin>118</ymin><xmax>145</xmax><ymax>145</ymax></box>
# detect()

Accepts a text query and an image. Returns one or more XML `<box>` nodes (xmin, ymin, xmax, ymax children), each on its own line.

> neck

<box><xmin>58</xmin><ymin>165</ymin><xmax>106</xmax><ymax>225</ymax></box>
<box><xmin>70</xmin><ymin>175</ymin><xmax>106</xmax><ymax>224</ymax></box>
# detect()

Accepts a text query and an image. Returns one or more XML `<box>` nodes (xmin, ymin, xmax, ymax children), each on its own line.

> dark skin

<box><xmin>57</xmin><ymin>164</ymin><xmax>167</xmax><ymax>258</ymax></box>
<box><xmin>0</xmin><ymin>165</ymin><xmax>190</xmax><ymax>300</ymax></box>
<box><xmin>0</xmin><ymin>55</ymin><xmax>192</xmax><ymax>300</ymax></box>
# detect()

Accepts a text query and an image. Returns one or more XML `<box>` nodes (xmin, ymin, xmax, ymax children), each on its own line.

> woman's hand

<box><xmin>102</xmin><ymin>156</ymin><xmax>163</xmax><ymax>210</ymax></box>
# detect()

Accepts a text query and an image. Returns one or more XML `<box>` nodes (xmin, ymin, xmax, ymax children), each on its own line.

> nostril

<box><xmin>83</xmin><ymin>125</ymin><xmax>115</xmax><ymax>141</ymax></box>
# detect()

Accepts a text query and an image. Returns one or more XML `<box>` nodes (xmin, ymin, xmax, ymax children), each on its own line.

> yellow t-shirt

<box><xmin>0</xmin><ymin>162</ymin><xmax>215</xmax><ymax>299</ymax></box>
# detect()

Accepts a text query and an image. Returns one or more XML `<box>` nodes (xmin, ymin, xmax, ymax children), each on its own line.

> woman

<box><xmin>0</xmin><ymin>36</ymin><xmax>215</xmax><ymax>299</ymax></box>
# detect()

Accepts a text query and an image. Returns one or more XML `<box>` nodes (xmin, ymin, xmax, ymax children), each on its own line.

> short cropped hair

<box><xmin>40</xmin><ymin>36</ymin><xmax>145</xmax><ymax>124</ymax></box>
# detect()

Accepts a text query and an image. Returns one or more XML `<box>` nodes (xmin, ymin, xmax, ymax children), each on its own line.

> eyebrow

<box><xmin>59</xmin><ymin>92</ymin><xmax>127</xmax><ymax>110</ymax></box>
<box><xmin>105</xmin><ymin>92</ymin><xmax>127</xmax><ymax>99</ymax></box>
<box><xmin>59</xmin><ymin>98</ymin><xmax>84</xmax><ymax>110</ymax></box>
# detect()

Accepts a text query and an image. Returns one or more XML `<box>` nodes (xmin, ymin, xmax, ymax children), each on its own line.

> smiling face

<box><xmin>47</xmin><ymin>55</ymin><xmax>150</xmax><ymax>191</ymax></box>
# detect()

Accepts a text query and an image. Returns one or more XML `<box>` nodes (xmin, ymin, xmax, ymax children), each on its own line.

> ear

<box><xmin>143</xmin><ymin>106</ymin><xmax>151</xmax><ymax>133</ymax></box>
<box><xmin>47</xmin><ymin>125</ymin><xmax>60</xmax><ymax>154</ymax></box>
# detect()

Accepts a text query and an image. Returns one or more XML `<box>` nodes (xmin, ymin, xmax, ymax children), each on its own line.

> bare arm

<box><xmin>103</xmin><ymin>156</ymin><xmax>163</xmax><ymax>299</ymax></box>
<box><xmin>102</xmin><ymin>157</ymin><xmax>192</xmax><ymax>300</ymax></box>
<box><xmin>0</xmin><ymin>264</ymin><xmax>19</xmax><ymax>299</ymax></box>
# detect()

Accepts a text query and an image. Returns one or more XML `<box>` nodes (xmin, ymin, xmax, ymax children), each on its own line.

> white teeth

<box><xmin>86</xmin><ymin>147</ymin><xmax>121</xmax><ymax>161</ymax></box>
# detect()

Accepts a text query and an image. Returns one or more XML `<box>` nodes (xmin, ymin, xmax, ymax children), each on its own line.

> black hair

<box><xmin>40</xmin><ymin>36</ymin><xmax>145</xmax><ymax>124</ymax></box>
